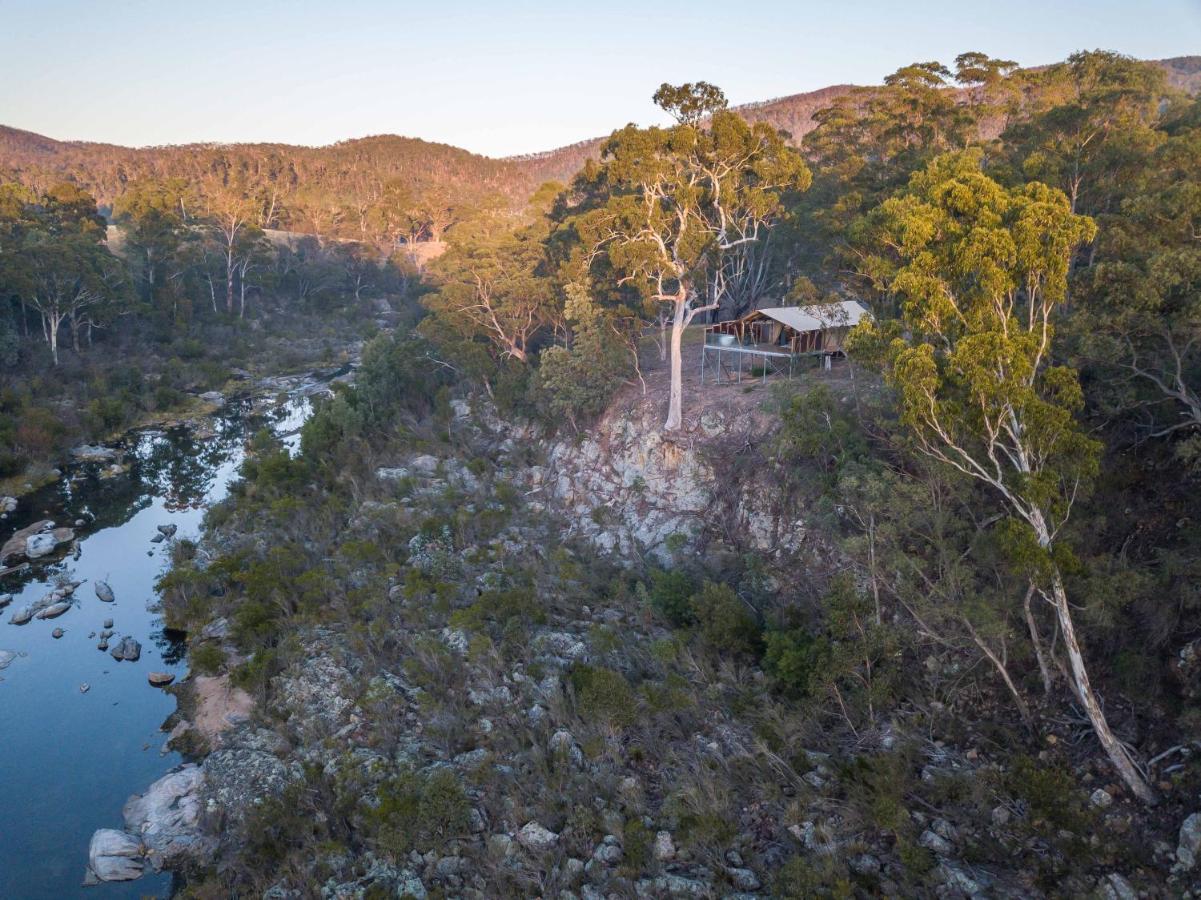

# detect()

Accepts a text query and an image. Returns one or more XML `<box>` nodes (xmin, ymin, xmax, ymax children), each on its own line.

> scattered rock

<box><xmin>95</xmin><ymin>581</ymin><xmax>115</xmax><ymax>603</ymax></box>
<box><xmin>84</xmin><ymin>828</ymin><xmax>144</xmax><ymax>883</ymax></box>
<box><xmin>150</xmin><ymin>534</ymin><xmax>165</xmax><ymax>544</ymax></box>
<box><xmin>52</xmin><ymin>627</ymin><xmax>64</xmax><ymax>639</ymax></box>
<box><xmin>1091</xmin><ymin>788</ymin><xmax>1114</xmax><ymax>809</ymax></box>
<box><xmin>72</xmin><ymin>444</ymin><xmax>119</xmax><ymax>462</ymax></box>
<box><xmin>156</xmin><ymin>524</ymin><xmax>178</xmax><ymax>538</ymax></box>
<box><xmin>549</xmin><ymin>729</ymin><xmax>584</xmax><ymax>768</ymax></box>
<box><xmin>591</xmin><ymin>835</ymin><xmax>623</xmax><ymax>865</ymax></box>
<box><xmin>103</xmin><ymin>618</ymin><xmax>113</xmax><ymax>629</ymax></box>
<box><xmin>0</xmin><ymin>594</ymin><xmax>11</xmax><ymax>609</ymax></box>
<box><xmin>727</xmin><ymin>867</ymin><xmax>761</xmax><ymax>891</ymax></box>
<box><xmin>199</xmin><ymin>391</ymin><xmax>225</xmax><ymax>407</ymax></box>
<box><xmin>635</xmin><ymin>874</ymin><xmax>712</xmax><ymax>897</ymax></box>
<box><xmin>80</xmin><ymin>683</ymin><xmax>90</xmax><ymax>693</ymax></box>
<box><xmin>1</xmin><ymin>519</ymin><xmax>53</xmax><ymax>565</ymax></box>
<box><xmin>0</xmin><ymin>496</ymin><xmax>15</xmax><ymax>515</ymax></box>
<box><xmin>0</xmin><ymin>649</ymin><xmax>17</xmax><ymax>670</ymax></box>
<box><xmin>109</xmin><ymin>636</ymin><xmax>142</xmax><ymax>662</ymax></box>
<box><xmin>654</xmin><ymin>831</ymin><xmax>676</xmax><ymax>862</ymax></box>
<box><xmin>516</xmin><ymin>821</ymin><xmax>559</xmax><ymax>852</ymax></box>
<box><xmin>919</xmin><ymin>829</ymin><xmax>953</xmax><ymax>855</ymax></box>
<box><xmin>26</xmin><ymin>528</ymin><xmax>74</xmax><ymax>559</ymax></box>
<box><xmin>1100</xmin><ymin>873</ymin><xmax>1138</xmax><ymax>900</ymax></box>
<box><xmin>148</xmin><ymin>672</ymin><xmax>175</xmax><ymax>687</ymax></box>
<box><xmin>1178</xmin><ymin>811</ymin><xmax>1201</xmax><ymax>869</ymax></box>
<box><xmin>37</xmin><ymin>601</ymin><xmax>72</xmax><ymax>619</ymax></box>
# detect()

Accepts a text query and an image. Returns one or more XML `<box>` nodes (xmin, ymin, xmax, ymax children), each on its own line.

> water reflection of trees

<box><xmin>151</xmin><ymin>626</ymin><xmax>188</xmax><ymax>665</ymax></box>
<box><xmin>132</xmin><ymin>419</ymin><xmax>244</xmax><ymax>512</ymax></box>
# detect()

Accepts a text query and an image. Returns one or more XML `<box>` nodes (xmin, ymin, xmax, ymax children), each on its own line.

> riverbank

<box><xmin>0</xmin><ymin>358</ymin><xmax>356</xmax><ymax>899</ymax></box>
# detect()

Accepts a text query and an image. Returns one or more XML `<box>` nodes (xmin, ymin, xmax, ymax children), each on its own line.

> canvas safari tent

<box><xmin>704</xmin><ymin>300</ymin><xmax>871</xmax><ymax>355</ymax></box>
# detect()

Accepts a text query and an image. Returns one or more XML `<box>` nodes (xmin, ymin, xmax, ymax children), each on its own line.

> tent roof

<box><xmin>751</xmin><ymin>300</ymin><xmax>870</xmax><ymax>333</ymax></box>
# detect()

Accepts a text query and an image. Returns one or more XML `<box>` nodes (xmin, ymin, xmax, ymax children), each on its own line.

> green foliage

<box><xmin>763</xmin><ymin>628</ymin><xmax>829</xmax><ymax>699</ymax></box>
<box><xmin>534</xmin><ymin>283</ymin><xmax>635</xmax><ymax>431</ymax></box>
<box><xmin>189</xmin><ymin>642</ymin><xmax>226</xmax><ymax>676</ymax></box>
<box><xmin>691</xmin><ymin>581</ymin><xmax>761</xmax><ymax>658</ymax></box>
<box><xmin>774</xmin><ymin>856</ymin><xmax>854</xmax><ymax>899</ymax></box>
<box><xmin>570</xmin><ymin>664</ymin><xmax>638</xmax><ymax>728</ymax></box>
<box><xmin>449</xmin><ymin>586</ymin><xmax>545</xmax><ymax>639</ymax></box>
<box><xmin>366</xmin><ymin>767</ymin><xmax>471</xmax><ymax>855</ymax></box>
<box><xmin>645</xmin><ymin>569</ymin><xmax>697</xmax><ymax>626</ymax></box>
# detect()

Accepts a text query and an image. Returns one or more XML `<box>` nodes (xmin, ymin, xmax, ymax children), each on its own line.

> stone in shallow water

<box><xmin>95</xmin><ymin>581</ymin><xmax>115</xmax><ymax>603</ymax></box>
<box><xmin>148</xmin><ymin>672</ymin><xmax>175</xmax><ymax>687</ymax></box>
<box><xmin>37</xmin><ymin>602</ymin><xmax>71</xmax><ymax>620</ymax></box>
<box><xmin>84</xmin><ymin>828</ymin><xmax>144</xmax><ymax>883</ymax></box>
<box><xmin>0</xmin><ymin>649</ymin><xmax>17</xmax><ymax>670</ymax></box>
<box><xmin>109</xmin><ymin>636</ymin><xmax>141</xmax><ymax>662</ymax></box>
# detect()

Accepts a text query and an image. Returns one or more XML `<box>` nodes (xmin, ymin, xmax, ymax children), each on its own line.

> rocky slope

<box><xmin>79</xmin><ymin>375</ymin><xmax>1201</xmax><ymax>898</ymax></box>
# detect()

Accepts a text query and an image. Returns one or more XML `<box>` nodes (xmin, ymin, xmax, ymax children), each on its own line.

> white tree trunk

<box><xmin>1044</xmin><ymin>571</ymin><xmax>1155</xmax><ymax>803</ymax></box>
<box><xmin>665</xmin><ymin>298</ymin><xmax>687</xmax><ymax>431</ymax></box>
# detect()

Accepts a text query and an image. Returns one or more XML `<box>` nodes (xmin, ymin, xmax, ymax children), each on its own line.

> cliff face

<box><xmin>540</xmin><ymin>399</ymin><xmax>806</xmax><ymax>563</ymax></box>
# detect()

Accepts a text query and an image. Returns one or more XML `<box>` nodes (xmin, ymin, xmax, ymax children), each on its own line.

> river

<box><xmin>0</xmin><ymin>376</ymin><xmax>332</xmax><ymax>898</ymax></box>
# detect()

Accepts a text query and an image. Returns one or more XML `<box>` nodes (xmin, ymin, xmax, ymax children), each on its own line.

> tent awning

<box><xmin>755</xmin><ymin>300</ymin><xmax>869</xmax><ymax>333</ymax></box>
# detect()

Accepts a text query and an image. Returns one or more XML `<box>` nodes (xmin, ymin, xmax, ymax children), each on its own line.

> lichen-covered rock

<box><xmin>274</xmin><ymin>653</ymin><xmax>356</xmax><ymax>742</ymax></box>
<box><xmin>516</xmin><ymin>821</ymin><xmax>559</xmax><ymax>852</ymax></box>
<box><xmin>202</xmin><ymin>731</ymin><xmax>298</xmax><ymax>824</ymax></box>
<box><xmin>1178</xmin><ymin>811</ymin><xmax>1201</xmax><ymax>869</ymax></box>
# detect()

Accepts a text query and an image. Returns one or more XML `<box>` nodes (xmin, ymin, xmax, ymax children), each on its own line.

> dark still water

<box><xmin>0</xmin><ymin>388</ymin><xmax>318</xmax><ymax>899</ymax></box>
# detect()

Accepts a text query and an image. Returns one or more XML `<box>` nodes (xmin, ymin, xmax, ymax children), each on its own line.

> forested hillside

<box><xmin>5</xmin><ymin>46</ymin><xmax>1201</xmax><ymax>898</ymax></box>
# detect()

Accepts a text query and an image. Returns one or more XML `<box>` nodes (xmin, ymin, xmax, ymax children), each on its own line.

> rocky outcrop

<box><xmin>85</xmin><ymin>764</ymin><xmax>212</xmax><ymax>884</ymax></box>
<box><xmin>123</xmin><ymin>764</ymin><xmax>210</xmax><ymax>869</ymax></box>
<box><xmin>540</xmin><ymin>401</ymin><xmax>805</xmax><ymax>562</ymax></box>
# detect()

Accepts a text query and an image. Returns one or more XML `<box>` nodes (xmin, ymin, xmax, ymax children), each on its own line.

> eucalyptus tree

<box><xmin>113</xmin><ymin>178</ymin><xmax>195</xmax><ymax>309</ymax></box>
<box><xmin>1004</xmin><ymin>51</ymin><xmax>1167</xmax><ymax>218</ymax></box>
<box><xmin>849</xmin><ymin>151</ymin><xmax>1156</xmax><ymax>803</ymax></box>
<box><xmin>1078</xmin><ymin>110</ymin><xmax>1201</xmax><ymax>454</ymax></box>
<box><xmin>423</xmin><ymin>225</ymin><xmax>555</xmax><ymax>365</ymax></box>
<box><xmin>577</xmin><ymin>82</ymin><xmax>810</xmax><ymax>430</ymax></box>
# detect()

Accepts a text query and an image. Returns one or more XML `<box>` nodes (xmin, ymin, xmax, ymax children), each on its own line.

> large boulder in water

<box><xmin>23</xmin><ymin>527</ymin><xmax>74</xmax><ymax>560</ymax></box>
<box><xmin>36</xmin><ymin>602</ymin><xmax>71</xmax><ymax>620</ymax></box>
<box><xmin>123</xmin><ymin>764</ymin><xmax>211</xmax><ymax>869</ymax></box>
<box><xmin>84</xmin><ymin>829</ymin><xmax>144</xmax><ymax>883</ymax></box>
<box><xmin>95</xmin><ymin>581</ymin><xmax>115</xmax><ymax>603</ymax></box>
<box><xmin>0</xmin><ymin>520</ymin><xmax>53</xmax><ymax>565</ymax></box>
<box><xmin>109</xmin><ymin>636</ymin><xmax>142</xmax><ymax>662</ymax></box>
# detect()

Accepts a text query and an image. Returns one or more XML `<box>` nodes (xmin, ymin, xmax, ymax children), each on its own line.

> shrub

<box><xmin>570</xmin><ymin>664</ymin><xmax>637</xmax><ymax>728</ymax></box>
<box><xmin>647</xmin><ymin>569</ymin><xmax>696</xmax><ymax>627</ymax></box>
<box><xmin>773</xmin><ymin>856</ymin><xmax>853</xmax><ymax>899</ymax></box>
<box><xmin>692</xmin><ymin>582</ymin><xmax>761</xmax><ymax>658</ymax></box>
<box><xmin>763</xmin><ymin>628</ymin><xmax>829</xmax><ymax>698</ymax></box>
<box><xmin>189</xmin><ymin>642</ymin><xmax>225</xmax><ymax>675</ymax></box>
<box><xmin>368</xmin><ymin>767</ymin><xmax>471</xmax><ymax>854</ymax></box>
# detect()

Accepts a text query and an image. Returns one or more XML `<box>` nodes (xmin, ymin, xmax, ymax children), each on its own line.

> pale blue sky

<box><xmin>2</xmin><ymin>0</ymin><xmax>1199</xmax><ymax>157</ymax></box>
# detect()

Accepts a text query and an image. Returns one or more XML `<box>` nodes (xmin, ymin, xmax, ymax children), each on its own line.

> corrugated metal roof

<box><xmin>757</xmin><ymin>300</ymin><xmax>870</xmax><ymax>332</ymax></box>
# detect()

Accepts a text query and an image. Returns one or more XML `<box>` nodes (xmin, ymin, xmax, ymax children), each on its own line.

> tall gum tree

<box><xmin>577</xmin><ymin>83</ymin><xmax>811</xmax><ymax>430</ymax></box>
<box><xmin>849</xmin><ymin>150</ymin><xmax>1157</xmax><ymax>803</ymax></box>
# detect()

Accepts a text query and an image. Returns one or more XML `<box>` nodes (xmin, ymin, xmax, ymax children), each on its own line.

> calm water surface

<box><xmin>0</xmin><ymin>386</ymin><xmax>320</xmax><ymax>899</ymax></box>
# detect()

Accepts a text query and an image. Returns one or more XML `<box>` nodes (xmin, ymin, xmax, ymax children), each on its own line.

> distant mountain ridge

<box><xmin>1</xmin><ymin>55</ymin><xmax>1197</xmax><ymax>216</ymax></box>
